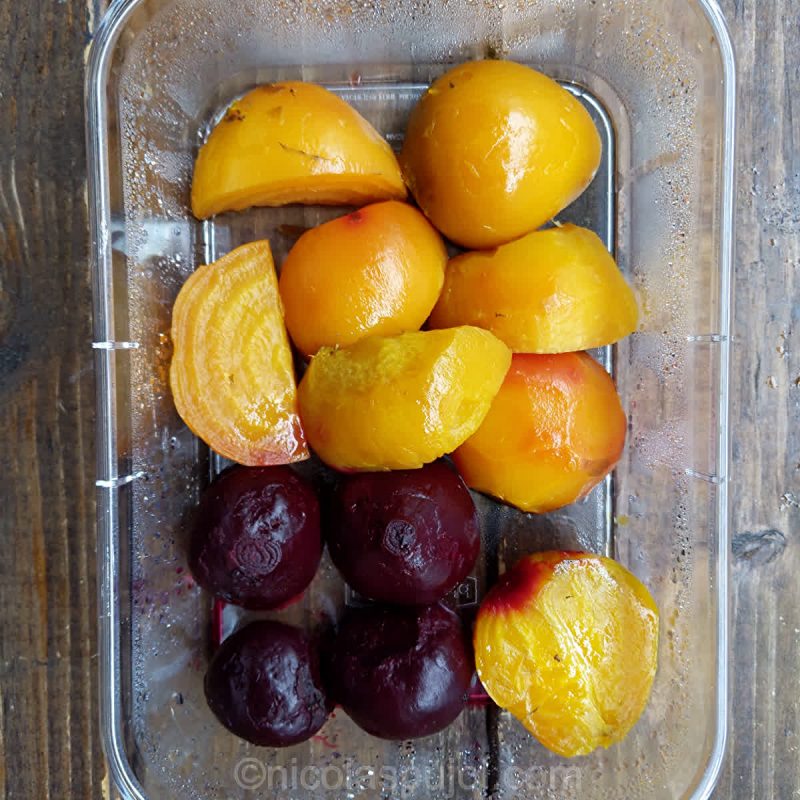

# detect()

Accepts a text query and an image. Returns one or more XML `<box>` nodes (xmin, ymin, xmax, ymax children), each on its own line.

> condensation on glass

<box><xmin>86</xmin><ymin>2</ymin><xmax>735</xmax><ymax>798</ymax></box>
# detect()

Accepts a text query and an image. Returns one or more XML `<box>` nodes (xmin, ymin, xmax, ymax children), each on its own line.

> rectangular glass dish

<box><xmin>86</xmin><ymin>1</ymin><xmax>735</xmax><ymax>798</ymax></box>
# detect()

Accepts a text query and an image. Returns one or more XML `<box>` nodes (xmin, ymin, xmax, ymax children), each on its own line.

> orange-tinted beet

<box><xmin>454</xmin><ymin>352</ymin><xmax>625</xmax><ymax>513</ymax></box>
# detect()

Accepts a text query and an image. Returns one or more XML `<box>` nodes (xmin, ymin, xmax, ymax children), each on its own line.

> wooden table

<box><xmin>0</xmin><ymin>1</ymin><xmax>796</xmax><ymax>797</ymax></box>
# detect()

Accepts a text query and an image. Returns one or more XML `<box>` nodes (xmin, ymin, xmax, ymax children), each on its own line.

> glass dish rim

<box><xmin>85</xmin><ymin>2</ymin><xmax>736</xmax><ymax>798</ymax></box>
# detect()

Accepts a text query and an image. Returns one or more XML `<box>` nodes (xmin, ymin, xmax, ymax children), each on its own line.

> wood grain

<box><xmin>0</xmin><ymin>0</ymin><xmax>796</xmax><ymax>797</ymax></box>
<box><xmin>0</xmin><ymin>0</ymin><xmax>105</xmax><ymax>798</ymax></box>
<box><xmin>714</xmin><ymin>0</ymin><xmax>800</xmax><ymax>797</ymax></box>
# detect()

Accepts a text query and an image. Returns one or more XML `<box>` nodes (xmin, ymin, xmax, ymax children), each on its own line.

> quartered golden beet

<box><xmin>297</xmin><ymin>327</ymin><xmax>511</xmax><ymax>471</ymax></box>
<box><xmin>400</xmin><ymin>60</ymin><xmax>601</xmax><ymax>249</ymax></box>
<box><xmin>429</xmin><ymin>224</ymin><xmax>638</xmax><ymax>353</ymax></box>
<box><xmin>453</xmin><ymin>352</ymin><xmax>625</xmax><ymax>513</ymax></box>
<box><xmin>191</xmin><ymin>83</ymin><xmax>406</xmax><ymax>219</ymax></box>
<box><xmin>279</xmin><ymin>201</ymin><xmax>447</xmax><ymax>357</ymax></box>
<box><xmin>169</xmin><ymin>240</ymin><xmax>308</xmax><ymax>466</ymax></box>
<box><xmin>474</xmin><ymin>551</ymin><xmax>659</xmax><ymax>758</ymax></box>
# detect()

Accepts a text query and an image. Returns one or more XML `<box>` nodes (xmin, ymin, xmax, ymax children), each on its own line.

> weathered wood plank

<box><xmin>0</xmin><ymin>0</ymin><xmax>105</xmax><ymax>798</ymax></box>
<box><xmin>714</xmin><ymin>0</ymin><xmax>800</xmax><ymax>797</ymax></box>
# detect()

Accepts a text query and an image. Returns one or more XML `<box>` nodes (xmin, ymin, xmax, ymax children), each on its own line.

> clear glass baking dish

<box><xmin>86</xmin><ymin>1</ymin><xmax>735</xmax><ymax>798</ymax></box>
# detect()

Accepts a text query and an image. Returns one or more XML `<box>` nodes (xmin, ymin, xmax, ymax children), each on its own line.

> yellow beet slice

<box><xmin>170</xmin><ymin>240</ymin><xmax>308</xmax><ymax>466</ymax></box>
<box><xmin>297</xmin><ymin>327</ymin><xmax>511</xmax><ymax>471</ymax></box>
<box><xmin>430</xmin><ymin>224</ymin><xmax>638</xmax><ymax>353</ymax></box>
<box><xmin>475</xmin><ymin>551</ymin><xmax>659</xmax><ymax>758</ymax></box>
<box><xmin>191</xmin><ymin>83</ymin><xmax>406</xmax><ymax>219</ymax></box>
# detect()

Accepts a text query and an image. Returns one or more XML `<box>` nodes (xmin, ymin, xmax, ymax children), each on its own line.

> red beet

<box><xmin>205</xmin><ymin>620</ymin><xmax>331</xmax><ymax>746</ymax></box>
<box><xmin>326</xmin><ymin>461</ymin><xmax>480</xmax><ymax>605</ymax></box>
<box><xmin>325</xmin><ymin>604</ymin><xmax>474</xmax><ymax>740</ymax></box>
<box><xmin>189</xmin><ymin>465</ymin><xmax>321</xmax><ymax>609</ymax></box>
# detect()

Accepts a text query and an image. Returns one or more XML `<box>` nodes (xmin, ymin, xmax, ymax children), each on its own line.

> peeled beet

<box><xmin>189</xmin><ymin>465</ymin><xmax>321</xmax><ymax>609</ymax></box>
<box><xmin>326</xmin><ymin>460</ymin><xmax>480</xmax><ymax>605</ymax></box>
<box><xmin>325</xmin><ymin>604</ymin><xmax>474</xmax><ymax>740</ymax></box>
<box><xmin>205</xmin><ymin>620</ymin><xmax>331</xmax><ymax>746</ymax></box>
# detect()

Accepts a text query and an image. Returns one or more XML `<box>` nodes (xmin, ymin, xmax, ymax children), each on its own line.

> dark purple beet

<box><xmin>205</xmin><ymin>620</ymin><xmax>331</xmax><ymax>746</ymax></box>
<box><xmin>189</xmin><ymin>465</ymin><xmax>321</xmax><ymax>609</ymax></box>
<box><xmin>325</xmin><ymin>604</ymin><xmax>474</xmax><ymax>740</ymax></box>
<box><xmin>326</xmin><ymin>461</ymin><xmax>480</xmax><ymax>605</ymax></box>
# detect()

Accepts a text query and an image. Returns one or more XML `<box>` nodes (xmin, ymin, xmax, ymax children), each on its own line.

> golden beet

<box><xmin>400</xmin><ymin>60</ymin><xmax>601</xmax><ymax>249</ymax></box>
<box><xmin>297</xmin><ymin>327</ymin><xmax>511</xmax><ymax>471</ymax></box>
<box><xmin>453</xmin><ymin>352</ymin><xmax>625</xmax><ymax>513</ymax></box>
<box><xmin>191</xmin><ymin>83</ymin><xmax>406</xmax><ymax>219</ymax></box>
<box><xmin>279</xmin><ymin>201</ymin><xmax>446</xmax><ymax>357</ymax></box>
<box><xmin>474</xmin><ymin>551</ymin><xmax>659</xmax><ymax>758</ymax></box>
<box><xmin>169</xmin><ymin>241</ymin><xmax>308</xmax><ymax>466</ymax></box>
<box><xmin>429</xmin><ymin>224</ymin><xmax>637</xmax><ymax>353</ymax></box>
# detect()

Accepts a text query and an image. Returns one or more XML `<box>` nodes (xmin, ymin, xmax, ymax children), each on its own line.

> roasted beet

<box><xmin>325</xmin><ymin>604</ymin><xmax>474</xmax><ymax>739</ymax></box>
<box><xmin>189</xmin><ymin>465</ymin><xmax>321</xmax><ymax>609</ymax></box>
<box><xmin>205</xmin><ymin>620</ymin><xmax>331</xmax><ymax>746</ymax></box>
<box><xmin>326</xmin><ymin>461</ymin><xmax>480</xmax><ymax>605</ymax></box>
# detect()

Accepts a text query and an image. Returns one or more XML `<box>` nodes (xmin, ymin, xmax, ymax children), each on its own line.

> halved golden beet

<box><xmin>279</xmin><ymin>201</ymin><xmax>447</xmax><ymax>357</ymax></box>
<box><xmin>170</xmin><ymin>240</ymin><xmax>308</xmax><ymax>466</ymax></box>
<box><xmin>191</xmin><ymin>83</ymin><xmax>406</xmax><ymax>219</ymax></box>
<box><xmin>297</xmin><ymin>327</ymin><xmax>511</xmax><ymax>471</ymax></box>
<box><xmin>453</xmin><ymin>353</ymin><xmax>625</xmax><ymax>513</ymax></box>
<box><xmin>429</xmin><ymin>224</ymin><xmax>638</xmax><ymax>353</ymax></box>
<box><xmin>474</xmin><ymin>551</ymin><xmax>659</xmax><ymax>758</ymax></box>
<box><xmin>400</xmin><ymin>60</ymin><xmax>601</xmax><ymax>249</ymax></box>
